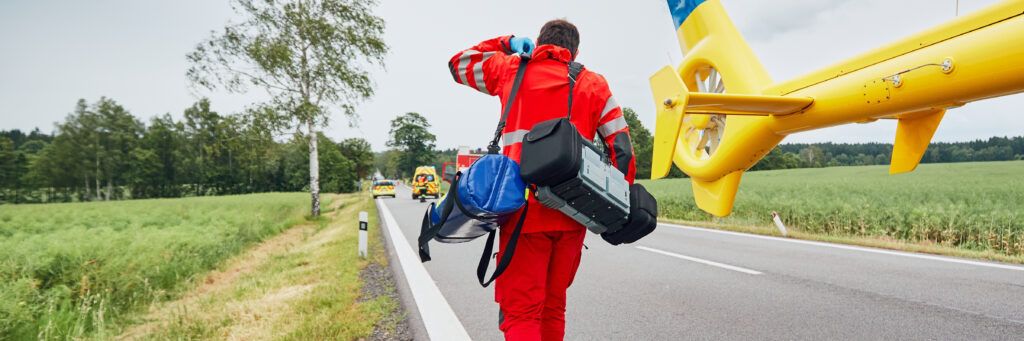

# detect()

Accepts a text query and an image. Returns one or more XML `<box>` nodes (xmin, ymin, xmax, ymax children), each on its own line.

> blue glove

<box><xmin>509</xmin><ymin>36</ymin><xmax>535</xmax><ymax>54</ymax></box>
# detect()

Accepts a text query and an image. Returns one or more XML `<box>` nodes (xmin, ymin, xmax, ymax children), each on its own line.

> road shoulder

<box><xmin>117</xmin><ymin>194</ymin><xmax>405</xmax><ymax>340</ymax></box>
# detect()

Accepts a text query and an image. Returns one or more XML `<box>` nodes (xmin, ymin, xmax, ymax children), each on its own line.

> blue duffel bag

<box><xmin>418</xmin><ymin>55</ymin><xmax>531</xmax><ymax>287</ymax></box>
<box><xmin>417</xmin><ymin>154</ymin><xmax>530</xmax><ymax>287</ymax></box>
<box><xmin>422</xmin><ymin>155</ymin><xmax>526</xmax><ymax>243</ymax></box>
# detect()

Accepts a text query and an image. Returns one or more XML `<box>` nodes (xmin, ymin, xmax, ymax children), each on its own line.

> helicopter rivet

<box><xmin>663</xmin><ymin>98</ymin><xmax>676</xmax><ymax>108</ymax></box>
<box><xmin>941</xmin><ymin>58</ymin><xmax>955</xmax><ymax>74</ymax></box>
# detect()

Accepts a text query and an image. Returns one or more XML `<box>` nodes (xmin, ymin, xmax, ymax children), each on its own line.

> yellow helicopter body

<box><xmin>652</xmin><ymin>0</ymin><xmax>1024</xmax><ymax>216</ymax></box>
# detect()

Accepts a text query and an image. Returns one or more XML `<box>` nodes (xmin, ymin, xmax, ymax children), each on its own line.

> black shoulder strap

<box><xmin>566</xmin><ymin>61</ymin><xmax>584</xmax><ymax>120</ymax></box>
<box><xmin>476</xmin><ymin>200</ymin><xmax>529</xmax><ymax>287</ymax></box>
<box><xmin>487</xmin><ymin>55</ymin><xmax>530</xmax><ymax>154</ymax></box>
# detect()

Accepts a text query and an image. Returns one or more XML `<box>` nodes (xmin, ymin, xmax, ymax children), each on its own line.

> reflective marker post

<box><xmin>358</xmin><ymin>211</ymin><xmax>368</xmax><ymax>258</ymax></box>
<box><xmin>771</xmin><ymin>211</ymin><xmax>788</xmax><ymax>237</ymax></box>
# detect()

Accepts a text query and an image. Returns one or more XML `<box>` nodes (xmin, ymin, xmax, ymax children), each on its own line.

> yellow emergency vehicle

<box><xmin>371</xmin><ymin>180</ymin><xmax>396</xmax><ymax>199</ymax></box>
<box><xmin>411</xmin><ymin>166</ymin><xmax>440</xmax><ymax>200</ymax></box>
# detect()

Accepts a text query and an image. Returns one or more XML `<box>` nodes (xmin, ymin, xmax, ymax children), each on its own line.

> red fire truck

<box><xmin>441</xmin><ymin>146</ymin><xmax>485</xmax><ymax>183</ymax></box>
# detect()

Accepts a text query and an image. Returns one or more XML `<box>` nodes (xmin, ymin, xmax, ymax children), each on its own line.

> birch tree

<box><xmin>187</xmin><ymin>0</ymin><xmax>386</xmax><ymax>216</ymax></box>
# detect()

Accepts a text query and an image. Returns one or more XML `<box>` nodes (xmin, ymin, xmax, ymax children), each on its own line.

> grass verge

<box><xmin>660</xmin><ymin>218</ymin><xmax>1024</xmax><ymax>265</ymax></box>
<box><xmin>118</xmin><ymin>193</ymin><xmax>401</xmax><ymax>340</ymax></box>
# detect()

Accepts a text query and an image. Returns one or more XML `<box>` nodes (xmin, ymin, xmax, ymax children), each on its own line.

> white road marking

<box><xmin>376</xmin><ymin>199</ymin><xmax>472</xmax><ymax>341</ymax></box>
<box><xmin>636</xmin><ymin>245</ymin><xmax>763</xmax><ymax>275</ymax></box>
<box><xmin>660</xmin><ymin>223</ymin><xmax>1024</xmax><ymax>272</ymax></box>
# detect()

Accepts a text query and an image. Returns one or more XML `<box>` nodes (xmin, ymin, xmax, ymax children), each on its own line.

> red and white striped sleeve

<box><xmin>591</xmin><ymin>75</ymin><xmax>637</xmax><ymax>183</ymax></box>
<box><xmin>448</xmin><ymin>35</ymin><xmax>517</xmax><ymax>96</ymax></box>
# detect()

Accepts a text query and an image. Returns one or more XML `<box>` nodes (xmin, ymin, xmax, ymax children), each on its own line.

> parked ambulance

<box><xmin>411</xmin><ymin>166</ymin><xmax>440</xmax><ymax>200</ymax></box>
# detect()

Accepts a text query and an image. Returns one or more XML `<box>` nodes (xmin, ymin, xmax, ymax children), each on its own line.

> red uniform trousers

<box><xmin>495</xmin><ymin>228</ymin><xmax>586</xmax><ymax>341</ymax></box>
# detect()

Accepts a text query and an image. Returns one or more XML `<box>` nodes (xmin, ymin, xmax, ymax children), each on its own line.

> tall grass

<box><xmin>640</xmin><ymin>161</ymin><xmax>1024</xmax><ymax>256</ymax></box>
<box><xmin>0</xmin><ymin>193</ymin><xmax>311</xmax><ymax>339</ymax></box>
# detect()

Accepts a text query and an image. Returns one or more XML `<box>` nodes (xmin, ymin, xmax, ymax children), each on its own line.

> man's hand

<box><xmin>509</xmin><ymin>36</ymin><xmax>535</xmax><ymax>54</ymax></box>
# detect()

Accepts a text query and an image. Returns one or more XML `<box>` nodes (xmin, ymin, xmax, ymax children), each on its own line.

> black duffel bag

<box><xmin>601</xmin><ymin>183</ymin><xmax>658</xmax><ymax>245</ymax></box>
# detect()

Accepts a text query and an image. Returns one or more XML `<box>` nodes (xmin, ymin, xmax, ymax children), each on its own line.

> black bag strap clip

<box><xmin>487</xmin><ymin>54</ymin><xmax>531</xmax><ymax>154</ymax></box>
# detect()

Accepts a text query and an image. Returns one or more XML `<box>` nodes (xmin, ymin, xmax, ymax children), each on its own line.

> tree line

<box><xmin>6</xmin><ymin>101</ymin><xmax>1020</xmax><ymax>204</ymax></box>
<box><xmin>752</xmin><ymin>136</ymin><xmax>1024</xmax><ymax>171</ymax></box>
<box><xmin>0</xmin><ymin>98</ymin><xmax>374</xmax><ymax>204</ymax></box>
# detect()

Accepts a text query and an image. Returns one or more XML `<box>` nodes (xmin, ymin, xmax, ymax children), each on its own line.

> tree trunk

<box><xmin>95</xmin><ymin>156</ymin><xmax>101</xmax><ymax>201</ymax></box>
<box><xmin>308</xmin><ymin>119</ymin><xmax>320</xmax><ymax>217</ymax></box>
<box><xmin>83</xmin><ymin>176</ymin><xmax>89</xmax><ymax>201</ymax></box>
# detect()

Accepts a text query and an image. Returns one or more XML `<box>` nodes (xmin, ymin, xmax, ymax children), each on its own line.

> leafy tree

<box><xmin>235</xmin><ymin>107</ymin><xmax>285</xmax><ymax>193</ymax></box>
<box><xmin>799</xmin><ymin>146</ymin><xmax>826</xmax><ymax>168</ymax></box>
<box><xmin>387</xmin><ymin>112</ymin><xmax>436</xmax><ymax>178</ymax></box>
<box><xmin>61</xmin><ymin>99</ymin><xmax>101</xmax><ymax>200</ymax></box>
<box><xmin>181</xmin><ymin>99</ymin><xmax>223</xmax><ymax>195</ymax></box>
<box><xmin>622</xmin><ymin>107</ymin><xmax>653</xmax><ymax>179</ymax></box>
<box><xmin>0</xmin><ymin>137</ymin><xmax>16</xmax><ymax>202</ymax></box>
<box><xmin>187</xmin><ymin>0</ymin><xmax>387</xmax><ymax>216</ymax></box>
<box><xmin>127</xmin><ymin>147</ymin><xmax>163</xmax><ymax>198</ymax></box>
<box><xmin>316</xmin><ymin>134</ymin><xmax>357</xmax><ymax>193</ymax></box>
<box><xmin>138</xmin><ymin>114</ymin><xmax>185</xmax><ymax>197</ymax></box>
<box><xmin>94</xmin><ymin>98</ymin><xmax>144</xmax><ymax>200</ymax></box>
<box><xmin>338</xmin><ymin>138</ymin><xmax>374</xmax><ymax>180</ymax></box>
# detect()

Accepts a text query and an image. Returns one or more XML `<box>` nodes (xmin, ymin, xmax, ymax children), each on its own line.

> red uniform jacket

<box><xmin>449</xmin><ymin>35</ymin><xmax>636</xmax><ymax>233</ymax></box>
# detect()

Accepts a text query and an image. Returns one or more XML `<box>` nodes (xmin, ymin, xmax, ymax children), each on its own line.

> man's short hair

<box><xmin>537</xmin><ymin>19</ymin><xmax>579</xmax><ymax>59</ymax></box>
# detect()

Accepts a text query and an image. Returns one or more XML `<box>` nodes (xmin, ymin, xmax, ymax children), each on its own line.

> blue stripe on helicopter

<box><xmin>667</xmin><ymin>0</ymin><xmax>707</xmax><ymax>29</ymax></box>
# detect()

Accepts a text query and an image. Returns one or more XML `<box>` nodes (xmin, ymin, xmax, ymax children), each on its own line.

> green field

<box><xmin>639</xmin><ymin>161</ymin><xmax>1024</xmax><ymax>257</ymax></box>
<box><xmin>0</xmin><ymin>193</ymin><xmax>314</xmax><ymax>339</ymax></box>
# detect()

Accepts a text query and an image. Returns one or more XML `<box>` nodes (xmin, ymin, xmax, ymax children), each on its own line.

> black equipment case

<box><xmin>521</xmin><ymin>118</ymin><xmax>631</xmax><ymax>234</ymax></box>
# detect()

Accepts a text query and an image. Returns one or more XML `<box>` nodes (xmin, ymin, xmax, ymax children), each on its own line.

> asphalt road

<box><xmin>378</xmin><ymin>185</ymin><xmax>1024</xmax><ymax>340</ymax></box>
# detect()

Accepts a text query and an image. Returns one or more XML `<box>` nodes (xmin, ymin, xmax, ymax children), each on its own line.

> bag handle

<box><xmin>487</xmin><ymin>55</ymin><xmax>531</xmax><ymax>154</ymax></box>
<box><xmin>418</xmin><ymin>172</ymin><xmax>462</xmax><ymax>262</ymax></box>
<box><xmin>477</xmin><ymin>200</ymin><xmax>529</xmax><ymax>287</ymax></box>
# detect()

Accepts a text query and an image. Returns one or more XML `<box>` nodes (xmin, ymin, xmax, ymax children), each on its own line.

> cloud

<box><xmin>724</xmin><ymin>0</ymin><xmax>853</xmax><ymax>40</ymax></box>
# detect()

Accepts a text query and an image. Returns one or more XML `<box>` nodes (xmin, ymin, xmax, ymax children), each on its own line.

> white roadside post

<box><xmin>358</xmin><ymin>211</ymin><xmax>369</xmax><ymax>258</ymax></box>
<box><xmin>771</xmin><ymin>211</ymin><xmax>788</xmax><ymax>237</ymax></box>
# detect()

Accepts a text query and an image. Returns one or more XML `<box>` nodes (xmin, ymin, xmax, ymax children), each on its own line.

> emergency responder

<box><xmin>448</xmin><ymin>19</ymin><xmax>637</xmax><ymax>340</ymax></box>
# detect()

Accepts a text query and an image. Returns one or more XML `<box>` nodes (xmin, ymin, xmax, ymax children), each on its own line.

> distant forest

<box><xmin>0</xmin><ymin>97</ymin><xmax>374</xmax><ymax>204</ymax></box>
<box><xmin>2</xmin><ymin>99</ymin><xmax>1022</xmax><ymax>204</ymax></box>
<box><xmin>750</xmin><ymin>136</ymin><xmax>1024</xmax><ymax>171</ymax></box>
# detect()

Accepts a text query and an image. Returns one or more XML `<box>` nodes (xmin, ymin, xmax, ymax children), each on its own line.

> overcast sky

<box><xmin>1</xmin><ymin>0</ymin><xmax>1018</xmax><ymax>151</ymax></box>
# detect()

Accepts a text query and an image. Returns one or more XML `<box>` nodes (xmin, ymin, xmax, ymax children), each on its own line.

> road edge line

<box><xmin>376</xmin><ymin>199</ymin><xmax>472</xmax><ymax>341</ymax></box>
<box><xmin>660</xmin><ymin>222</ymin><xmax>1024</xmax><ymax>272</ymax></box>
